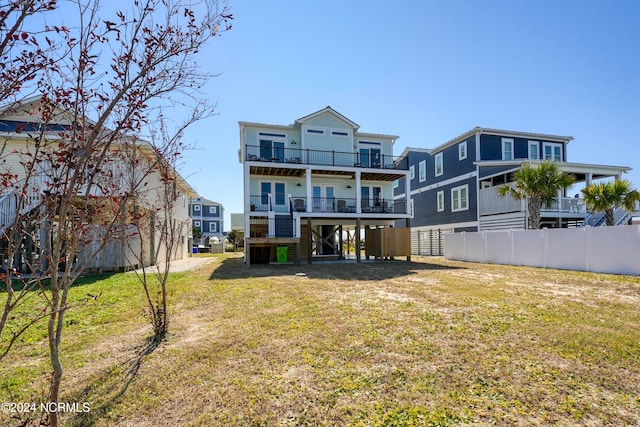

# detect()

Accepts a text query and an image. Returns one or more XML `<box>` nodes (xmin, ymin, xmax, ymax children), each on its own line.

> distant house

<box><xmin>190</xmin><ymin>197</ymin><xmax>224</xmax><ymax>245</ymax></box>
<box><xmin>239</xmin><ymin>107</ymin><xmax>411</xmax><ymax>264</ymax></box>
<box><xmin>394</xmin><ymin>127</ymin><xmax>631</xmax><ymax>254</ymax></box>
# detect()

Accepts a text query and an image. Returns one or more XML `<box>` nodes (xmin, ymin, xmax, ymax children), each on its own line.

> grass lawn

<box><xmin>1</xmin><ymin>254</ymin><xmax>639</xmax><ymax>426</ymax></box>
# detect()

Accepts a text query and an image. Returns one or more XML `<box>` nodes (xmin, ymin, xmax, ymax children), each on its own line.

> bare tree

<box><xmin>0</xmin><ymin>0</ymin><xmax>231</xmax><ymax>425</ymax></box>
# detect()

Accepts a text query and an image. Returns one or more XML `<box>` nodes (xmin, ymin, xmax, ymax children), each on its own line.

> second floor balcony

<box><xmin>245</xmin><ymin>145</ymin><xmax>409</xmax><ymax>170</ymax></box>
<box><xmin>250</xmin><ymin>194</ymin><xmax>408</xmax><ymax>216</ymax></box>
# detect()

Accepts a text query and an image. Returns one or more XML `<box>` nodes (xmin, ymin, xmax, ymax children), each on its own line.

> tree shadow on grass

<box><xmin>65</xmin><ymin>334</ymin><xmax>163</xmax><ymax>426</ymax></box>
<box><xmin>209</xmin><ymin>256</ymin><xmax>464</xmax><ymax>281</ymax></box>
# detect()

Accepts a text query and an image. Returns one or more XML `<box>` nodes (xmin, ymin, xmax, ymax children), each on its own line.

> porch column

<box><xmin>586</xmin><ymin>173</ymin><xmax>593</xmax><ymax>187</ymax></box>
<box><xmin>305</xmin><ymin>168</ymin><xmax>312</xmax><ymax>212</ymax></box>
<box><xmin>307</xmin><ymin>217</ymin><xmax>312</xmax><ymax>264</ymax></box>
<box><xmin>405</xmin><ymin>171</ymin><xmax>411</xmax><ymax>215</ymax></box>
<box><xmin>355</xmin><ymin>171</ymin><xmax>362</xmax><ymax>213</ymax></box>
<box><xmin>406</xmin><ymin>217</ymin><xmax>411</xmax><ymax>262</ymax></box>
<box><xmin>355</xmin><ymin>218</ymin><xmax>361</xmax><ymax>263</ymax></box>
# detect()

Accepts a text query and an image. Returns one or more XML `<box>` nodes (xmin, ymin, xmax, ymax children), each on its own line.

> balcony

<box><xmin>250</xmin><ymin>195</ymin><xmax>408</xmax><ymax>215</ymax></box>
<box><xmin>245</xmin><ymin>145</ymin><xmax>409</xmax><ymax>170</ymax></box>
<box><xmin>479</xmin><ymin>186</ymin><xmax>587</xmax><ymax>216</ymax></box>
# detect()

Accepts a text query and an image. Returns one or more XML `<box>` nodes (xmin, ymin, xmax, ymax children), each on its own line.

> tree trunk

<box><xmin>605</xmin><ymin>208</ymin><xmax>615</xmax><ymax>226</ymax></box>
<box><xmin>528</xmin><ymin>198</ymin><xmax>542</xmax><ymax>229</ymax></box>
<box><xmin>47</xmin><ymin>288</ymin><xmax>64</xmax><ymax>427</ymax></box>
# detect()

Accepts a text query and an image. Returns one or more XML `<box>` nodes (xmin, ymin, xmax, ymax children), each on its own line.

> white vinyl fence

<box><xmin>444</xmin><ymin>226</ymin><xmax>640</xmax><ymax>276</ymax></box>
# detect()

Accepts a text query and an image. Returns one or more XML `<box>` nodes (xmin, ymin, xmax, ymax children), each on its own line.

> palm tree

<box><xmin>580</xmin><ymin>179</ymin><xmax>640</xmax><ymax>226</ymax></box>
<box><xmin>498</xmin><ymin>161</ymin><xmax>575</xmax><ymax>229</ymax></box>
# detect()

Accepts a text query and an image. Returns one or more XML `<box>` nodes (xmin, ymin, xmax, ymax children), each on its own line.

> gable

<box><xmin>295</xmin><ymin>106</ymin><xmax>359</xmax><ymax>130</ymax></box>
<box><xmin>304</xmin><ymin>112</ymin><xmax>353</xmax><ymax>131</ymax></box>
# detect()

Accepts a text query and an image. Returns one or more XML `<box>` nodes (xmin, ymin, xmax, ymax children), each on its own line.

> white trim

<box><xmin>410</xmin><ymin>171</ymin><xmax>477</xmax><ymax>195</ymax></box>
<box><xmin>451</xmin><ymin>184</ymin><xmax>469</xmax><ymax>212</ymax></box>
<box><xmin>193</xmin><ymin>205</ymin><xmax>201</xmax><ymax>211</ymax></box>
<box><xmin>437</xmin><ymin>190</ymin><xmax>445</xmax><ymax>212</ymax></box>
<box><xmin>435</xmin><ymin>152</ymin><xmax>443</xmax><ymax>176</ymax></box>
<box><xmin>458</xmin><ymin>141</ymin><xmax>467</xmax><ymax>160</ymax></box>
<box><xmin>194</xmin><ymin>220</ymin><xmax>201</xmax><ymax>227</ymax></box>
<box><xmin>419</xmin><ymin>160</ymin><xmax>426</xmax><ymax>182</ymax></box>
<box><xmin>410</xmin><ymin>165</ymin><xmax>415</xmax><ymax>180</ymax></box>
<box><xmin>502</xmin><ymin>138</ymin><xmax>514</xmax><ymax>161</ymax></box>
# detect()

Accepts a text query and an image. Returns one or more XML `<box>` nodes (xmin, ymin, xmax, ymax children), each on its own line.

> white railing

<box><xmin>541</xmin><ymin>197</ymin><xmax>586</xmax><ymax>213</ymax></box>
<box><xmin>480</xmin><ymin>187</ymin><xmax>587</xmax><ymax>215</ymax></box>
<box><xmin>479</xmin><ymin>186</ymin><xmax>523</xmax><ymax>215</ymax></box>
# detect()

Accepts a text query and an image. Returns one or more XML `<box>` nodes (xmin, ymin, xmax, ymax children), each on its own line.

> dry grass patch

<box><xmin>1</xmin><ymin>254</ymin><xmax>639</xmax><ymax>426</ymax></box>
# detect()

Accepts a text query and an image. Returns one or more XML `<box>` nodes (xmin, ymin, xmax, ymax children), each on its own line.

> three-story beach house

<box><xmin>394</xmin><ymin>127</ymin><xmax>631</xmax><ymax>255</ymax></box>
<box><xmin>239</xmin><ymin>107</ymin><xmax>411</xmax><ymax>264</ymax></box>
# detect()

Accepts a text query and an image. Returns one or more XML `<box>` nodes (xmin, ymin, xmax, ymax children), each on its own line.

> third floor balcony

<box><xmin>244</xmin><ymin>145</ymin><xmax>408</xmax><ymax>171</ymax></box>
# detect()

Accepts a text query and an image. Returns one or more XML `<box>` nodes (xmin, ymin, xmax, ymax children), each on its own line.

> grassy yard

<box><xmin>1</xmin><ymin>254</ymin><xmax>639</xmax><ymax>426</ymax></box>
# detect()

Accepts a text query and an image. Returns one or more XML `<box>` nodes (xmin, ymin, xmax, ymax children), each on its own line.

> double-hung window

<box><xmin>451</xmin><ymin>184</ymin><xmax>469</xmax><ymax>212</ymax></box>
<box><xmin>410</xmin><ymin>165</ymin><xmax>415</xmax><ymax>180</ymax></box>
<box><xmin>435</xmin><ymin>152</ymin><xmax>443</xmax><ymax>176</ymax></box>
<box><xmin>458</xmin><ymin>142</ymin><xmax>467</xmax><ymax>160</ymax></box>
<box><xmin>437</xmin><ymin>190</ymin><xmax>445</xmax><ymax>212</ymax></box>
<box><xmin>528</xmin><ymin>141</ymin><xmax>540</xmax><ymax>160</ymax></box>
<box><xmin>502</xmin><ymin>138</ymin><xmax>514</xmax><ymax>161</ymax></box>
<box><xmin>419</xmin><ymin>160</ymin><xmax>426</xmax><ymax>182</ymax></box>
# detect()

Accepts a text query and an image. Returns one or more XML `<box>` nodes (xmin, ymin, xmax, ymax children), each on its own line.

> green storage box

<box><xmin>276</xmin><ymin>246</ymin><xmax>288</xmax><ymax>263</ymax></box>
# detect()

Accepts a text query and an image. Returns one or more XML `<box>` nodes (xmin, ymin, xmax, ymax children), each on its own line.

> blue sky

<box><xmin>168</xmin><ymin>1</ymin><xmax>639</xmax><ymax>228</ymax></box>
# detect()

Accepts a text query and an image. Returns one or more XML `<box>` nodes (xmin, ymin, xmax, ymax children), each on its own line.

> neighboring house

<box><xmin>0</xmin><ymin>96</ymin><xmax>196</xmax><ymax>272</ymax></box>
<box><xmin>239</xmin><ymin>107</ymin><xmax>411</xmax><ymax>264</ymax></box>
<box><xmin>190</xmin><ymin>196</ymin><xmax>224</xmax><ymax>244</ymax></box>
<box><xmin>394</xmin><ymin>127</ymin><xmax>631</xmax><ymax>254</ymax></box>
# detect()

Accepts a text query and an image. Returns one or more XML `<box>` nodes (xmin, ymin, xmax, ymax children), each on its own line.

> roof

<box><xmin>294</xmin><ymin>106</ymin><xmax>360</xmax><ymax>129</ymax></box>
<box><xmin>431</xmin><ymin>127</ymin><xmax>574</xmax><ymax>154</ymax></box>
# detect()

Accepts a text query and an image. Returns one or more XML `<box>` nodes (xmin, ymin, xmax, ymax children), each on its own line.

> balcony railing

<box><xmin>480</xmin><ymin>186</ymin><xmax>588</xmax><ymax>216</ymax></box>
<box><xmin>245</xmin><ymin>145</ymin><xmax>409</xmax><ymax>170</ymax></box>
<box><xmin>250</xmin><ymin>195</ymin><xmax>408</xmax><ymax>215</ymax></box>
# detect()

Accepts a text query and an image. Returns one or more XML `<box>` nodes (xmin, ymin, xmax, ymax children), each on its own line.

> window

<box><xmin>331</xmin><ymin>130</ymin><xmax>349</xmax><ymax>137</ymax></box>
<box><xmin>528</xmin><ymin>141</ymin><xmax>540</xmax><ymax>160</ymax></box>
<box><xmin>193</xmin><ymin>205</ymin><xmax>201</xmax><ymax>212</ymax></box>
<box><xmin>435</xmin><ymin>152</ymin><xmax>443</xmax><ymax>176</ymax></box>
<box><xmin>419</xmin><ymin>160</ymin><xmax>426</xmax><ymax>182</ymax></box>
<box><xmin>393</xmin><ymin>179</ymin><xmax>399</xmax><ymax>188</ymax></box>
<box><xmin>194</xmin><ymin>221</ymin><xmax>201</xmax><ymax>227</ymax></box>
<box><xmin>459</xmin><ymin>142</ymin><xmax>467</xmax><ymax>160</ymax></box>
<box><xmin>275</xmin><ymin>183</ymin><xmax>285</xmax><ymax>205</ymax></box>
<box><xmin>258</xmin><ymin>132</ymin><xmax>286</xmax><ymax>161</ymax></box>
<box><xmin>410</xmin><ymin>199</ymin><xmax>414</xmax><ymax>217</ymax></box>
<box><xmin>410</xmin><ymin>165</ymin><xmax>415</xmax><ymax>180</ymax></box>
<box><xmin>209</xmin><ymin>206</ymin><xmax>218</xmax><ymax>215</ymax></box>
<box><xmin>359</xmin><ymin>145</ymin><xmax>381</xmax><ymax>168</ymax></box>
<box><xmin>209</xmin><ymin>222</ymin><xmax>217</xmax><ymax>233</ymax></box>
<box><xmin>261</xmin><ymin>182</ymin><xmax>271</xmax><ymax>205</ymax></box>
<box><xmin>361</xmin><ymin>186</ymin><xmax>370</xmax><ymax>208</ymax></box>
<box><xmin>437</xmin><ymin>191</ymin><xmax>444</xmax><ymax>212</ymax></box>
<box><xmin>543</xmin><ymin>142</ymin><xmax>562</xmax><ymax>161</ymax></box>
<box><xmin>451</xmin><ymin>184</ymin><xmax>469</xmax><ymax>212</ymax></box>
<box><xmin>502</xmin><ymin>138</ymin><xmax>514</xmax><ymax>160</ymax></box>
<box><xmin>306</xmin><ymin>128</ymin><xmax>325</xmax><ymax>135</ymax></box>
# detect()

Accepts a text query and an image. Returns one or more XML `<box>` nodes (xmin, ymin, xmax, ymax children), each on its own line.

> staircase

<box><xmin>581</xmin><ymin>206</ymin><xmax>631</xmax><ymax>227</ymax></box>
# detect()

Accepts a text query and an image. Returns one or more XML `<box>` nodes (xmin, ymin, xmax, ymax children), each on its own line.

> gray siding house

<box><xmin>395</xmin><ymin>127</ymin><xmax>631</xmax><ymax>255</ymax></box>
<box><xmin>190</xmin><ymin>197</ymin><xmax>224</xmax><ymax>245</ymax></box>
